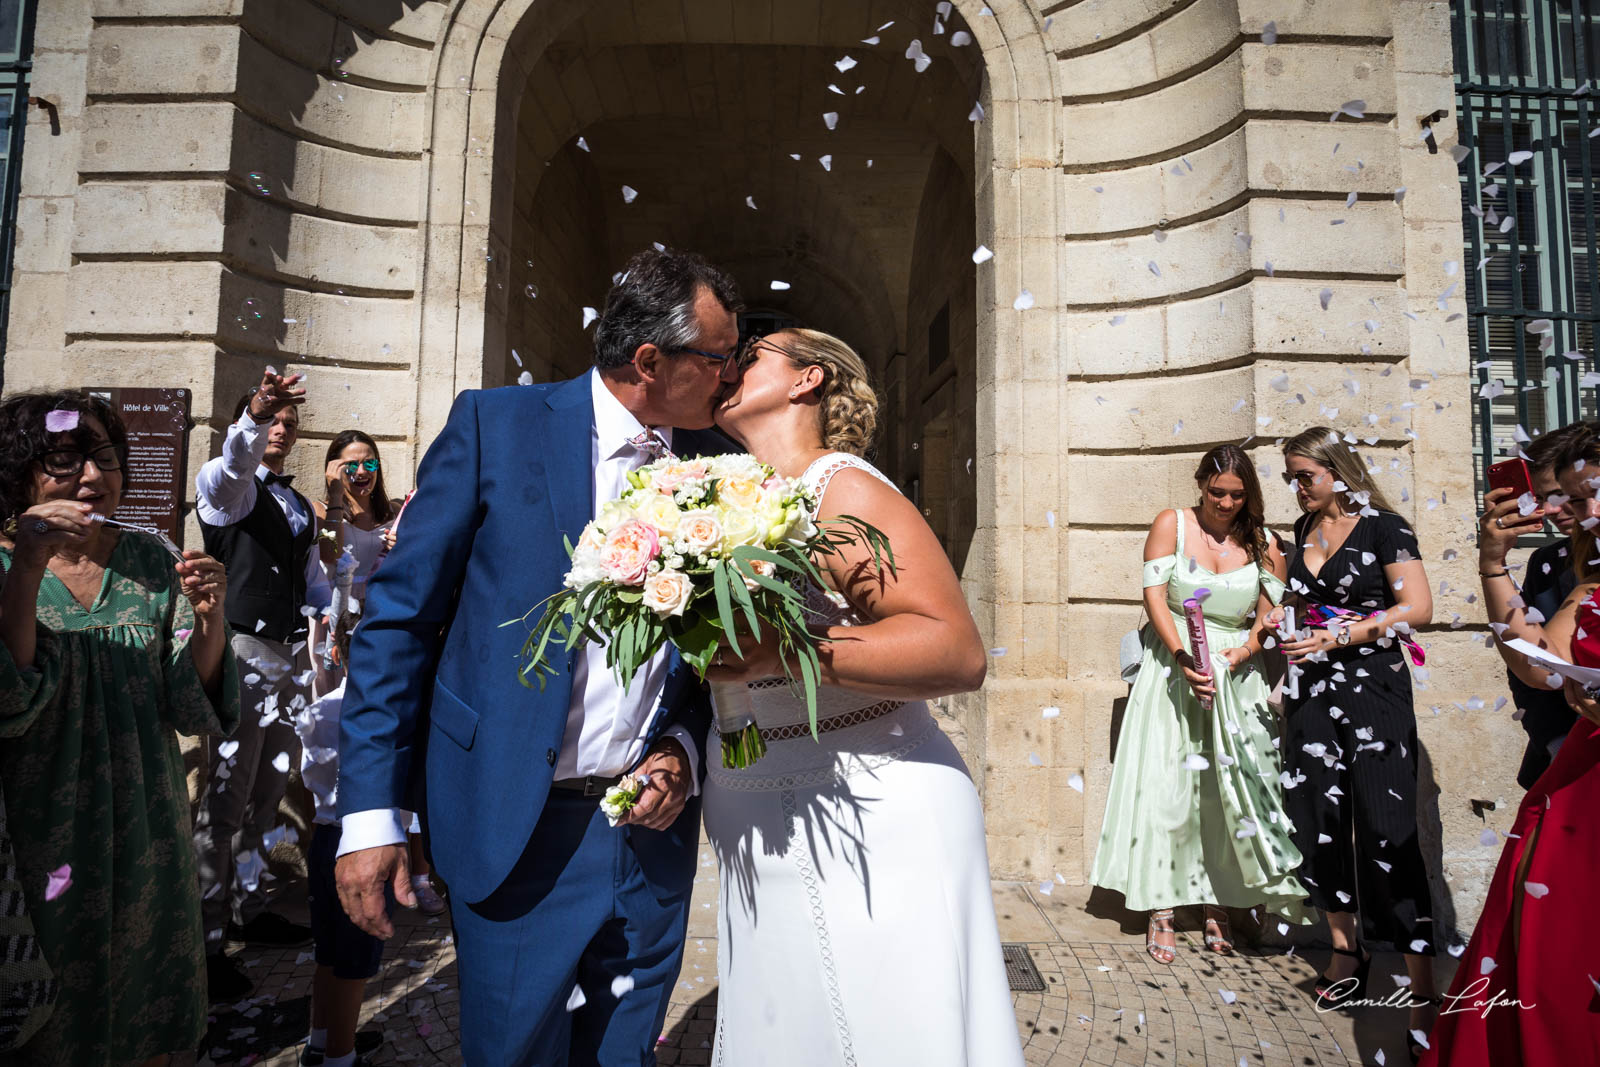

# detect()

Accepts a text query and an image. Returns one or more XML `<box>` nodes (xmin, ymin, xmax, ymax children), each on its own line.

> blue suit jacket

<box><xmin>337</xmin><ymin>374</ymin><xmax>728</xmax><ymax>904</ymax></box>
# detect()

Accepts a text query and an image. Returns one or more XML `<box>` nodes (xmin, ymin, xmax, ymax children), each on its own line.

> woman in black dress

<box><xmin>1274</xmin><ymin>427</ymin><xmax>1438</xmax><ymax>1051</ymax></box>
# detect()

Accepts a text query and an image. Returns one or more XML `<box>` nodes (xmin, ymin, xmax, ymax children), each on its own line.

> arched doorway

<box><xmin>422</xmin><ymin>0</ymin><xmax>1061</xmax><ymax>877</ymax></box>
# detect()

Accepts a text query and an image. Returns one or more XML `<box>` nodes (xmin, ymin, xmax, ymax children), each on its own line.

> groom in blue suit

<box><xmin>334</xmin><ymin>248</ymin><xmax>743</xmax><ymax>1065</ymax></box>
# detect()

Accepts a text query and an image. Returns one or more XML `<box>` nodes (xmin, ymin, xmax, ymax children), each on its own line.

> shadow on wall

<box><xmin>210</xmin><ymin>0</ymin><xmax>433</xmax><ymax>434</ymax></box>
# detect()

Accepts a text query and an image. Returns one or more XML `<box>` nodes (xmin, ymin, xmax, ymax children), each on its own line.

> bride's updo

<box><xmin>781</xmin><ymin>328</ymin><xmax>879</xmax><ymax>457</ymax></box>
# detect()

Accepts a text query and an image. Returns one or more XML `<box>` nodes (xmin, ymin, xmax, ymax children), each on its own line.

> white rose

<box><xmin>636</xmin><ymin>492</ymin><xmax>682</xmax><ymax>536</ymax></box>
<box><xmin>719</xmin><ymin>507</ymin><xmax>762</xmax><ymax>551</ymax></box>
<box><xmin>642</xmin><ymin>569</ymin><xmax>694</xmax><ymax>617</ymax></box>
<box><xmin>565</xmin><ymin>547</ymin><xmax>605</xmax><ymax>589</ymax></box>
<box><xmin>676</xmin><ymin>509</ymin><xmax>723</xmax><ymax>555</ymax></box>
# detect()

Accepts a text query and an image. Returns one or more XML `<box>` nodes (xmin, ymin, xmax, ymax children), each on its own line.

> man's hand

<box><xmin>335</xmin><ymin>843</ymin><xmax>415</xmax><ymax>938</ymax></box>
<box><xmin>246</xmin><ymin>367</ymin><xmax>307</xmax><ymax>424</ymax></box>
<box><xmin>616</xmin><ymin>737</ymin><xmax>692</xmax><ymax>831</ymax></box>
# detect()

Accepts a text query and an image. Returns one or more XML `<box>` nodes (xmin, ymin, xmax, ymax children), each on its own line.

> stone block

<box><xmin>87</xmin><ymin>24</ymin><xmax>239</xmax><ymax>96</ymax></box>
<box><xmin>1245</xmin><ymin>120</ymin><xmax>1399</xmax><ymax>194</ymax></box>
<box><xmin>1060</xmin><ymin>52</ymin><xmax>1244</xmax><ymax>169</ymax></box>
<box><xmin>73</xmin><ymin>180</ymin><xmax>227</xmax><ymax>254</ymax></box>
<box><xmin>92</xmin><ymin>0</ymin><xmax>243</xmax><ymax>14</ymax></box>
<box><xmin>231</xmin><ymin>113</ymin><xmax>424</xmax><ymax>223</ymax></box>
<box><xmin>1064</xmin><ymin>364</ymin><xmax>1256</xmax><ymax>449</ymax></box>
<box><xmin>1252</xmin><ymin>360</ymin><xmax>1414</xmax><ymax>441</ymax></box>
<box><xmin>35</xmin><ymin>0</ymin><xmax>93</xmax><ymax>54</ymax></box>
<box><xmin>1240</xmin><ymin>43</ymin><xmax>1395</xmax><ymax>116</ymax></box>
<box><xmin>322</xmin><ymin>0</ymin><xmax>447</xmax><ymax>43</ymax></box>
<box><xmin>5</xmin><ymin>272</ymin><xmax>71</xmax><ymax>353</ymax></box>
<box><xmin>67</xmin><ymin>260</ymin><xmax>223</xmax><ymax>336</ymax></box>
<box><xmin>1393</xmin><ymin>1</ymin><xmax>1455</xmax><ymax>76</ymax></box>
<box><xmin>12</xmin><ymin>197</ymin><xmax>75</xmax><ymax>273</ymax></box>
<box><xmin>1047</xmin><ymin>0</ymin><xmax>1187</xmax><ymax>54</ymax></box>
<box><xmin>220</xmin><ymin>190</ymin><xmax>419</xmax><ymax>293</ymax></box>
<box><xmin>1057</xmin><ymin>0</ymin><xmax>1240</xmax><ymax>101</ymax></box>
<box><xmin>241</xmin><ymin>0</ymin><xmax>336</xmax><ymax>72</ymax></box>
<box><xmin>1246</xmin><ymin>198</ymin><xmax>1404</xmax><ymax>276</ymax></box>
<box><xmin>1250</xmin><ymin>277</ymin><xmax>1410</xmax><ymax>357</ymax></box>
<box><xmin>1063</xmin><ymin>306</ymin><xmax>1166</xmax><ymax>377</ymax></box>
<box><xmin>234</xmin><ymin>33</ymin><xmax>427</xmax><ymax>155</ymax></box>
<box><xmin>1067</xmin><ymin>528</ymin><xmax>1145</xmax><ymax>601</ymax></box>
<box><xmin>1236</xmin><ymin>0</ymin><xmax>1393</xmax><ymax>37</ymax></box>
<box><xmin>1163</xmin><ymin>281</ymin><xmax>1255</xmax><ymax>372</ymax></box>
<box><xmin>333</xmin><ymin>33</ymin><xmax>433</xmax><ymax>90</ymax></box>
<box><xmin>1060</xmin><ymin>205</ymin><xmax>1251</xmax><ymax>307</ymax></box>
<box><xmin>80</xmin><ymin>102</ymin><xmax>235</xmax><ymax>173</ymax></box>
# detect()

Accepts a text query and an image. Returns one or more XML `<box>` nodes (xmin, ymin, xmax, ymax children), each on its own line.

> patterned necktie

<box><xmin>626</xmin><ymin>429</ymin><xmax>673</xmax><ymax>462</ymax></box>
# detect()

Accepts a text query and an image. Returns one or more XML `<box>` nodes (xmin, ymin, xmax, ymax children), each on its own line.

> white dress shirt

<box><xmin>336</xmin><ymin>372</ymin><xmax>699</xmax><ymax>859</ymax></box>
<box><xmin>193</xmin><ymin>411</ymin><xmax>322</xmax><ymax>591</ymax></box>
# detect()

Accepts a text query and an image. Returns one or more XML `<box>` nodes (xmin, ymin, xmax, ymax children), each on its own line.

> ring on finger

<box><xmin>30</xmin><ymin>519</ymin><xmax>49</xmax><ymax>536</ymax></box>
<box><xmin>1494</xmin><ymin>517</ymin><xmax>1504</xmax><ymax>529</ymax></box>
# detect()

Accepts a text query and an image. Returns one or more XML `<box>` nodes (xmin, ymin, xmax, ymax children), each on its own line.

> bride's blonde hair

<box><xmin>776</xmin><ymin>328</ymin><xmax>879</xmax><ymax>457</ymax></box>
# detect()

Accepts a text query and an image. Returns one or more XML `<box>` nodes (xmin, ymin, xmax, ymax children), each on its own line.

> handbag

<box><xmin>1118</xmin><ymin>605</ymin><xmax>1150</xmax><ymax>684</ymax></box>
<box><xmin>0</xmin><ymin>785</ymin><xmax>58</xmax><ymax>1052</ymax></box>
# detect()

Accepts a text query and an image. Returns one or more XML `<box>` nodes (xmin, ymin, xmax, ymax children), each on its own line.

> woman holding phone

<box><xmin>1091</xmin><ymin>444</ymin><xmax>1310</xmax><ymax>965</ymax></box>
<box><xmin>1419</xmin><ymin>426</ymin><xmax>1600</xmax><ymax>1064</ymax></box>
<box><xmin>309</xmin><ymin>430</ymin><xmax>403</xmax><ymax>695</ymax></box>
<box><xmin>1272</xmin><ymin>428</ymin><xmax>1437</xmax><ymax>1052</ymax></box>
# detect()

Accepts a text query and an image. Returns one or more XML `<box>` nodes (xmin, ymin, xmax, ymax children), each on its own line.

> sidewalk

<box><xmin>196</xmin><ymin>840</ymin><xmax>1449</xmax><ymax>1066</ymax></box>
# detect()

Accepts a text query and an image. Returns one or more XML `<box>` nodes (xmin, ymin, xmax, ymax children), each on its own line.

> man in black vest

<box><xmin>193</xmin><ymin>368</ymin><xmax>320</xmax><ymax>1002</ymax></box>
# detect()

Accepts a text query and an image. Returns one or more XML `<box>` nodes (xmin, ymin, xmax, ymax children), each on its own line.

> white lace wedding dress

<box><xmin>701</xmin><ymin>453</ymin><xmax>1024</xmax><ymax>1066</ymax></box>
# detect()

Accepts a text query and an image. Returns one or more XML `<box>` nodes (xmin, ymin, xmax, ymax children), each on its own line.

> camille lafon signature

<box><xmin>1315</xmin><ymin>976</ymin><xmax>1536</xmax><ymax>1018</ymax></box>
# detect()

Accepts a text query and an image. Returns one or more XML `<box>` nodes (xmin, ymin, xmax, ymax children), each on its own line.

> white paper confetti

<box><xmin>972</xmin><ymin>244</ymin><xmax>994</xmax><ymax>264</ymax></box>
<box><xmin>582</xmin><ymin>307</ymin><xmax>599</xmax><ymax>329</ymax></box>
<box><xmin>621</xmin><ymin>185</ymin><xmax>638</xmax><ymax>204</ymax></box>
<box><xmin>1013</xmin><ymin>289</ymin><xmax>1035</xmax><ymax>311</ymax></box>
<box><xmin>770</xmin><ymin>280</ymin><xmax>791</xmax><ymax>291</ymax></box>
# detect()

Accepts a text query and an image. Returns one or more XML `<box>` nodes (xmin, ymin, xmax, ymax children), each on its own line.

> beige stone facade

<box><xmin>7</xmin><ymin>0</ymin><xmax>1519</xmax><ymax>935</ymax></box>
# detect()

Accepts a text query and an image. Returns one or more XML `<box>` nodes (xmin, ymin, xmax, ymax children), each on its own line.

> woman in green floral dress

<box><xmin>0</xmin><ymin>392</ymin><xmax>238</xmax><ymax>1066</ymax></box>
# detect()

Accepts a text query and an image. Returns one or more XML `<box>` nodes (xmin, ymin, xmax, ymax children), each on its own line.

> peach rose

<box><xmin>599</xmin><ymin>519</ymin><xmax>660</xmax><ymax>586</ymax></box>
<box><xmin>676</xmin><ymin>509</ymin><xmax>723</xmax><ymax>555</ymax></box>
<box><xmin>716</xmin><ymin>478</ymin><xmax>764</xmax><ymax>509</ymax></box>
<box><xmin>642</xmin><ymin>569</ymin><xmax>694</xmax><ymax>617</ymax></box>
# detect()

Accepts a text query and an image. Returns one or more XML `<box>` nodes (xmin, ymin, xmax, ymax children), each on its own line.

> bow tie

<box><xmin>626</xmin><ymin>430</ymin><xmax>673</xmax><ymax>461</ymax></box>
<box><xmin>262</xmin><ymin>472</ymin><xmax>295</xmax><ymax>488</ymax></box>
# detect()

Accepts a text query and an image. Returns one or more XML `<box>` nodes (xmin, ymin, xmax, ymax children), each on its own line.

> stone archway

<box><xmin>418</xmin><ymin>0</ymin><xmax>1061</xmax><ymax>876</ymax></box>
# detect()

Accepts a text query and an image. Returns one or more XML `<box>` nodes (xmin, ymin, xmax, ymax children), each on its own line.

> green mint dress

<box><xmin>1090</xmin><ymin>512</ymin><xmax>1311</xmax><ymax>921</ymax></box>
<box><xmin>0</xmin><ymin>534</ymin><xmax>240</xmax><ymax>1064</ymax></box>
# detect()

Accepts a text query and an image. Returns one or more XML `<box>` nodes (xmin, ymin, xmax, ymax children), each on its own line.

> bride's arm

<box><xmin>793</xmin><ymin>466</ymin><xmax>987</xmax><ymax>700</ymax></box>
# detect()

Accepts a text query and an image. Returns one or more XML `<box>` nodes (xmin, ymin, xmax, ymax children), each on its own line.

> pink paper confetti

<box><xmin>45</xmin><ymin>864</ymin><xmax>71</xmax><ymax>900</ymax></box>
<box><xmin>44</xmin><ymin>409</ymin><xmax>79</xmax><ymax>433</ymax></box>
<box><xmin>418</xmin><ymin>1023</ymin><xmax>433</xmax><ymax>1037</ymax></box>
<box><xmin>175</xmin><ymin>628</ymin><xmax>193</xmax><ymax>642</ymax></box>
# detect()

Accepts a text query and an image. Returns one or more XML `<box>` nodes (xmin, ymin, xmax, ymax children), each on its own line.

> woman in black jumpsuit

<box><xmin>1275</xmin><ymin>427</ymin><xmax>1439</xmax><ymax>1053</ymax></box>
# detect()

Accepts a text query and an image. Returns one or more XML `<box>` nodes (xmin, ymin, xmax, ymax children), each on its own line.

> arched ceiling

<box><xmin>499</xmin><ymin>0</ymin><xmax>984</xmax><ymax>366</ymax></box>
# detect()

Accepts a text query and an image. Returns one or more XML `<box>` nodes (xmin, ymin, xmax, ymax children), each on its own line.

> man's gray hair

<box><xmin>593</xmin><ymin>248</ymin><xmax>742</xmax><ymax>370</ymax></box>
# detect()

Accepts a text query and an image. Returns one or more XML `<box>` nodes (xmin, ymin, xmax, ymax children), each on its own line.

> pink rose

<box><xmin>599</xmin><ymin>520</ymin><xmax>659</xmax><ymax>586</ymax></box>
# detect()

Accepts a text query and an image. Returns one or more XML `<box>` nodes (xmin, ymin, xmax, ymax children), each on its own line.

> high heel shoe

<box><xmin>1406</xmin><ymin>993</ymin><xmax>1443</xmax><ymax>1063</ymax></box>
<box><xmin>1202</xmin><ymin>907</ymin><xmax>1235</xmax><ymax>955</ymax></box>
<box><xmin>1313</xmin><ymin>945</ymin><xmax>1370</xmax><ymax>1009</ymax></box>
<box><xmin>1146</xmin><ymin>909</ymin><xmax>1177</xmax><ymax>965</ymax></box>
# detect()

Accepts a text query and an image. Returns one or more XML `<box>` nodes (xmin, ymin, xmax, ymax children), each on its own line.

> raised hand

<box><xmin>246</xmin><ymin>367</ymin><xmax>307</xmax><ymax>424</ymax></box>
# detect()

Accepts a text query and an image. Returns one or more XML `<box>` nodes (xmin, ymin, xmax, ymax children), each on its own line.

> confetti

<box><xmin>621</xmin><ymin>185</ymin><xmax>638</xmax><ymax>204</ymax></box>
<box><xmin>1508</xmin><ymin>149</ymin><xmax>1534</xmax><ymax>165</ymax></box>
<box><xmin>611</xmin><ymin>974</ymin><xmax>636</xmax><ymax>997</ymax></box>
<box><xmin>951</xmin><ymin>30</ymin><xmax>972</xmax><ymax>46</ymax></box>
<box><xmin>1524</xmin><ymin>881</ymin><xmax>1550</xmax><ymax>898</ymax></box>
<box><xmin>45</xmin><ymin>409</ymin><xmax>79</xmax><ymax>433</ymax></box>
<box><xmin>566</xmin><ymin>984</ymin><xmax>587</xmax><ymax>1011</ymax></box>
<box><xmin>770</xmin><ymin>280</ymin><xmax>791</xmax><ymax>291</ymax></box>
<box><xmin>45</xmin><ymin>864</ymin><xmax>72</xmax><ymax>901</ymax></box>
<box><xmin>576</xmin><ymin>136</ymin><xmax>590</xmax><ymax>152</ymax></box>
<box><xmin>272</xmin><ymin>751</ymin><xmax>291</xmax><ymax>773</ymax></box>
<box><xmin>905</xmin><ymin>39</ymin><xmax>931</xmax><ymax>72</ymax></box>
<box><xmin>582</xmin><ymin>307</ymin><xmax>599</xmax><ymax>329</ymax></box>
<box><xmin>745</xmin><ymin>196</ymin><xmax>757</xmax><ymax>210</ymax></box>
<box><xmin>1319</xmin><ymin>287</ymin><xmax>1334</xmax><ymax>310</ymax></box>
<box><xmin>823</xmin><ymin>112</ymin><xmax>839</xmax><ymax>130</ymax></box>
<box><xmin>1183</xmin><ymin>754</ymin><xmax>1210</xmax><ymax>771</ymax></box>
<box><xmin>1261</xmin><ymin>20</ymin><xmax>1277</xmax><ymax>44</ymax></box>
<box><xmin>1332</xmin><ymin>99</ymin><xmax>1367</xmax><ymax>121</ymax></box>
<box><xmin>1041</xmin><ymin>706</ymin><xmax>1061</xmax><ymax>719</ymax></box>
<box><xmin>1013</xmin><ymin>289</ymin><xmax>1035</xmax><ymax>311</ymax></box>
<box><xmin>1067</xmin><ymin>773</ymin><xmax>1084</xmax><ymax>793</ymax></box>
<box><xmin>972</xmin><ymin>244</ymin><xmax>994</xmax><ymax>264</ymax></box>
<box><xmin>517</xmin><ymin>371</ymin><xmax>534</xmax><ymax>386</ymax></box>
<box><xmin>834</xmin><ymin>56</ymin><xmax>857</xmax><ymax>72</ymax></box>
<box><xmin>1028</xmin><ymin>752</ymin><xmax>1043</xmax><ymax>766</ymax></box>
<box><xmin>968</xmin><ymin>101</ymin><xmax>985</xmax><ymax>122</ymax></box>
<box><xmin>819</xmin><ymin>155</ymin><xmax>833</xmax><ymax>171</ymax></box>
<box><xmin>1219</xmin><ymin>989</ymin><xmax>1237</xmax><ymax>1005</ymax></box>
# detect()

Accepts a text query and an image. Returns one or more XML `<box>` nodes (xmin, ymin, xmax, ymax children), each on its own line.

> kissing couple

<box><xmin>333</xmin><ymin>247</ymin><xmax>1025</xmax><ymax>1066</ymax></box>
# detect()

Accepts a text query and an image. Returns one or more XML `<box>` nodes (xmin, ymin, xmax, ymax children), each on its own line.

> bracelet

<box><xmin>1479</xmin><ymin>570</ymin><xmax>1510</xmax><ymax>579</ymax></box>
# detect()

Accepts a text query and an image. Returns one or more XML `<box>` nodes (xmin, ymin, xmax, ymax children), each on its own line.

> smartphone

<box><xmin>1486</xmin><ymin>458</ymin><xmax>1534</xmax><ymax>498</ymax></box>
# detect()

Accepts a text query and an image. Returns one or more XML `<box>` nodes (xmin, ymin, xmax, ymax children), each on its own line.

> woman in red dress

<box><xmin>1423</xmin><ymin>433</ymin><xmax>1600</xmax><ymax>1065</ymax></box>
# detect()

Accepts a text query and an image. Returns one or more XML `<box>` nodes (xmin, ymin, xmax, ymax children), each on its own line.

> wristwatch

<box><xmin>1335</xmin><ymin>624</ymin><xmax>1352</xmax><ymax>647</ymax></box>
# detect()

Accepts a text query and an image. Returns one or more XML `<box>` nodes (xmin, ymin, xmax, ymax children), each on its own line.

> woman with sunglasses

<box><xmin>0</xmin><ymin>392</ymin><xmax>238</xmax><ymax>1065</ymax></box>
<box><xmin>311</xmin><ymin>431</ymin><xmax>403</xmax><ymax>690</ymax></box>
<box><xmin>1272</xmin><ymin>427</ymin><xmax>1438</xmax><ymax>1057</ymax></box>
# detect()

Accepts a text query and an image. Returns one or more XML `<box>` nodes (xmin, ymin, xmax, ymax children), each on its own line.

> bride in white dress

<box><xmin>703</xmin><ymin>328</ymin><xmax>1024</xmax><ymax>1066</ymax></box>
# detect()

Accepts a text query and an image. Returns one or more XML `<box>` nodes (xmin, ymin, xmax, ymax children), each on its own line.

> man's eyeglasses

<box><xmin>343</xmin><ymin>459</ymin><xmax>380</xmax><ymax>475</ymax></box>
<box><xmin>670</xmin><ymin>345</ymin><xmax>738</xmax><ymax>363</ymax></box>
<box><xmin>38</xmin><ymin>444</ymin><xmax>122</xmax><ymax>479</ymax></box>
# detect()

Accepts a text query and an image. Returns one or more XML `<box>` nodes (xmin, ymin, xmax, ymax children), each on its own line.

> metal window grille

<box><xmin>1453</xmin><ymin>0</ymin><xmax>1600</xmax><ymax>487</ymax></box>
<box><xmin>0</xmin><ymin>1</ymin><xmax>36</xmax><ymax>387</ymax></box>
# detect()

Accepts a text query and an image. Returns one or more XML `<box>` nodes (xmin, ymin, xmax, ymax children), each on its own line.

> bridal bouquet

<box><xmin>508</xmin><ymin>452</ymin><xmax>892</xmax><ymax>768</ymax></box>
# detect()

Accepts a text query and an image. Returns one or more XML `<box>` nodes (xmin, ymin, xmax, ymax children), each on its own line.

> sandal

<box><xmin>1146</xmin><ymin>909</ymin><xmax>1177</xmax><ymax>965</ymax></box>
<box><xmin>1314</xmin><ymin>944</ymin><xmax>1371</xmax><ymax>1009</ymax></box>
<box><xmin>1406</xmin><ymin>993</ymin><xmax>1443</xmax><ymax>1063</ymax></box>
<box><xmin>1203</xmin><ymin>906</ymin><xmax>1235</xmax><ymax>955</ymax></box>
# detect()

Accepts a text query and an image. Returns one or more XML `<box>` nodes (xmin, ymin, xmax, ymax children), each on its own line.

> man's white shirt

<box><xmin>337</xmin><ymin>372</ymin><xmax>702</xmax><ymax>858</ymax></box>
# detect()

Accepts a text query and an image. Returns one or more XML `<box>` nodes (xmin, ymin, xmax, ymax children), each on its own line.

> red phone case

<box><xmin>1487</xmin><ymin>459</ymin><xmax>1533</xmax><ymax>497</ymax></box>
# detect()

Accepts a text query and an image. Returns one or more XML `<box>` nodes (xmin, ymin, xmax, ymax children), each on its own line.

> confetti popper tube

<box><xmin>710</xmin><ymin>680</ymin><xmax>767</xmax><ymax>769</ymax></box>
<box><xmin>1182</xmin><ymin>597</ymin><xmax>1213</xmax><ymax>711</ymax></box>
<box><xmin>1280</xmin><ymin>606</ymin><xmax>1300</xmax><ymax>701</ymax></box>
